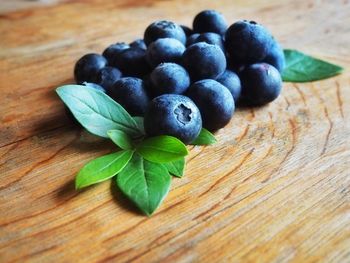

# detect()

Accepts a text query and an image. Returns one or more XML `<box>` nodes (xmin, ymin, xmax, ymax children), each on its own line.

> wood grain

<box><xmin>0</xmin><ymin>0</ymin><xmax>349</xmax><ymax>262</ymax></box>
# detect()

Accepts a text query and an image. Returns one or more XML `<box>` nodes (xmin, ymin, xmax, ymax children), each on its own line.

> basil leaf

<box><xmin>136</xmin><ymin>135</ymin><xmax>188</xmax><ymax>163</ymax></box>
<box><xmin>133</xmin><ymin>116</ymin><xmax>145</xmax><ymax>135</ymax></box>
<box><xmin>164</xmin><ymin>158</ymin><xmax>185</xmax><ymax>178</ymax></box>
<box><xmin>117</xmin><ymin>154</ymin><xmax>171</xmax><ymax>216</ymax></box>
<box><xmin>56</xmin><ymin>85</ymin><xmax>142</xmax><ymax>138</ymax></box>
<box><xmin>191</xmin><ymin>128</ymin><xmax>217</xmax><ymax>145</ymax></box>
<box><xmin>75</xmin><ymin>150</ymin><xmax>134</xmax><ymax>189</ymax></box>
<box><xmin>282</xmin><ymin>49</ymin><xmax>343</xmax><ymax>82</ymax></box>
<box><xmin>107</xmin><ymin>130</ymin><xmax>133</xmax><ymax>150</ymax></box>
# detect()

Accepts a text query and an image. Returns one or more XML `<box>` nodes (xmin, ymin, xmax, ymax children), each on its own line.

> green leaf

<box><xmin>107</xmin><ymin>130</ymin><xmax>133</xmax><ymax>150</ymax></box>
<box><xmin>56</xmin><ymin>85</ymin><xmax>142</xmax><ymax>138</ymax></box>
<box><xmin>136</xmin><ymin>135</ymin><xmax>188</xmax><ymax>163</ymax></box>
<box><xmin>282</xmin><ymin>49</ymin><xmax>343</xmax><ymax>82</ymax></box>
<box><xmin>191</xmin><ymin>128</ymin><xmax>217</xmax><ymax>145</ymax></box>
<box><xmin>133</xmin><ymin>117</ymin><xmax>145</xmax><ymax>135</ymax></box>
<box><xmin>75</xmin><ymin>150</ymin><xmax>134</xmax><ymax>189</ymax></box>
<box><xmin>117</xmin><ymin>154</ymin><xmax>171</xmax><ymax>216</ymax></box>
<box><xmin>164</xmin><ymin>158</ymin><xmax>185</xmax><ymax>178</ymax></box>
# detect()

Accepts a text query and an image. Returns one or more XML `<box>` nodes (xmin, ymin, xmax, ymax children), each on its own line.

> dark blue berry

<box><xmin>74</xmin><ymin>53</ymin><xmax>107</xmax><ymax>83</ymax></box>
<box><xmin>186</xmin><ymin>79</ymin><xmax>234</xmax><ymax>131</ymax></box>
<box><xmin>129</xmin><ymin>39</ymin><xmax>147</xmax><ymax>50</ymax></box>
<box><xmin>144</xmin><ymin>20</ymin><xmax>186</xmax><ymax>46</ymax></box>
<box><xmin>193</xmin><ymin>10</ymin><xmax>228</xmax><ymax>35</ymax></box>
<box><xmin>181</xmin><ymin>25</ymin><xmax>193</xmax><ymax>37</ymax></box>
<box><xmin>263</xmin><ymin>40</ymin><xmax>285</xmax><ymax>73</ymax></box>
<box><xmin>150</xmin><ymin>63</ymin><xmax>190</xmax><ymax>96</ymax></box>
<box><xmin>189</xmin><ymin>32</ymin><xmax>225</xmax><ymax>52</ymax></box>
<box><xmin>182</xmin><ymin>42</ymin><xmax>226</xmax><ymax>81</ymax></box>
<box><xmin>142</xmin><ymin>74</ymin><xmax>156</xmax><ymax>99</ymax></box>
<box><xmin>240</xmin><ymin>63</ymin><xmax>282</xmax><ymax>106</ymax></box>
<box><xmin>225</xmin><ymin>20</ymin><xmax>273</xmax><ymax>64</ymax></box>
<box><xmin>186</xmin><ymin>33</ymin><xmax>200</xmax><ymax>47</ymax></box>
<box><xmin>216</xmin><ymin>70</ymin><xmax>241</xmax><ymax>101</ymax></box>
<box><xmin>102</xmin><ymin>43</ymin><xmax>129</xmax><ymax>65</ymax></box>
<box><xmin>144</xmin><ymin>94</ymin><xmax>202</xmax><ymax>144</ymax></box>
<box><xmin>227</xmin><ymin>59</ymin><xmax>245</xmax><ymax>74</ymax></box>
<box><xmin>96</xmin><ymin>67</ymin><xmax>122</xmax><ymax>92</ymax></box>
<box><xmin>113</xmin><ymin>47</ymin><xmax>151</xmax><ymax>77</ymax></box>
<box><xmin>108</xmin><ymin>77</ymin><xmax>150</xmax><ymax>116</ymax></box>
<box><xmin>146</xmin><ymin>38</ymin><xmax>185</xmax><ymax>68</ymax></box>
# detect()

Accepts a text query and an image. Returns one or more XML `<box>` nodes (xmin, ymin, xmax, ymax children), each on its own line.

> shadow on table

<box><xmin>28</xmin><ymin>78</ymin><xmax>77</xmax><ymax>136</ymax></box>
<box><xmin>56</xmin><ymin>179</ymin><xmax>77</xmax><ymax>201</ymax></box>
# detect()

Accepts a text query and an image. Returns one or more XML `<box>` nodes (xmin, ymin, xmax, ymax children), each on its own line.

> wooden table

<box><xmin>1</xmin><ymin>0</ymin><xmax>349</xmax><ymax>262</ymax></box>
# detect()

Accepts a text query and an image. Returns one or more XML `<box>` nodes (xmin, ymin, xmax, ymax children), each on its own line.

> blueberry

<box><xmin>144</xmin><ymin>20</ymin><xmax>186</xmax><ymax>46</ymax></box>
<box><xmin>150</xmin><ymin>63</ymin><xmax>190</xmax><ymax>96</ymax></box>
<box><xmin>186</xmin><ymin>79</ymin><xmax>234</xmax><ymax>131</ymax></box>
<box><xmin>113</xmin><ymin>47</ymin><xmax>151</xmax><ymax>77</ymax></box>
<box><xmin>74</xmin><ymin>53</ymin><xmax>107</xmax><ymax>83</ymax></box>
<box><xmin>142</xmin><ymin>74</ymin><xmax>156</xmax><ymax>99</ymax></box>
<box><xmin>263</xmin><ymin>40</ymin><xmax>285</xmax><ymax>73</ymax></box>
<box><xmin>227</xmin><ymin>59</ymin><xmax>245</xmax><ymax>74</ymax></box>
<box><xmin>189</xmin><ymin>32</ymin><xmax>225</xmax><ymax>51</ymax></box>
<box><xmin>129</xmin><ymin>39</ymin><xmax>147</xmax><ymax>50</ymax></box>
<box><xmin>216</xmin><ymin>70</ymin><xmax>241</xmax><ymax>101</ymax></box>
<box><xmin>193</xmin><ymin>10</ymin><xmax>228</xmax><ymax>35</ymax></box>
<box><xmin>102</xmin><ymin>43</ymin><xmax>129</xmax><ymax>65</ymax></box>
<box><xmin>186</xmin><ymin>33</ymin><xmax>200</xmax><ymax>47</ymax></box>
<box><xmin>96</xmin><ymin>67</ymin><xmax>122</xmax><ymax>92</ymax></box>
<box><xmin>181</xmin><ymin>25</ymin><xmax>193</xmax><ymax>37</ymax></box>
<box><xmin>108</xmin><ymin>77</ymin><xmax>150</xmax><ymax>116</ymax></box>
<box><xmin>146</xmin><ymin>38</ymin><xmax>185</xmax><ymax>68</ymax></box>
<box><xmin>182</xmin><ymin>42</ymin><xmax>226</xmax><ymax>81</ymax></box>
<box><xmin>240</xmin><ymin>63</ymin><xmax>282</xmax><ymax>106</ymax></box>
<box><xmin>144</xmin><ymin>94</ymin><xmax>202</xmax><ymax>144</ymax></box>
<box><xmin>225</xmin><ymin>20</ymin><xmax>273</xmax><ymax>64</ymax></box>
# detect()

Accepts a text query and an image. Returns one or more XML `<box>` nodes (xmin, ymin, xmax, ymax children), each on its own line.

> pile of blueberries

<box><xmin>74</xmin><ymin>10</ymin><xmax>284</xmax><ymax>144</ymax></box>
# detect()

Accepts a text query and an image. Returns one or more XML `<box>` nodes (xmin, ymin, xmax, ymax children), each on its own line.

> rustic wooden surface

<box><xmin>1</xmin><ymin>0</ymin><xmax>349</xmax><ymax>262</ymax></box>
